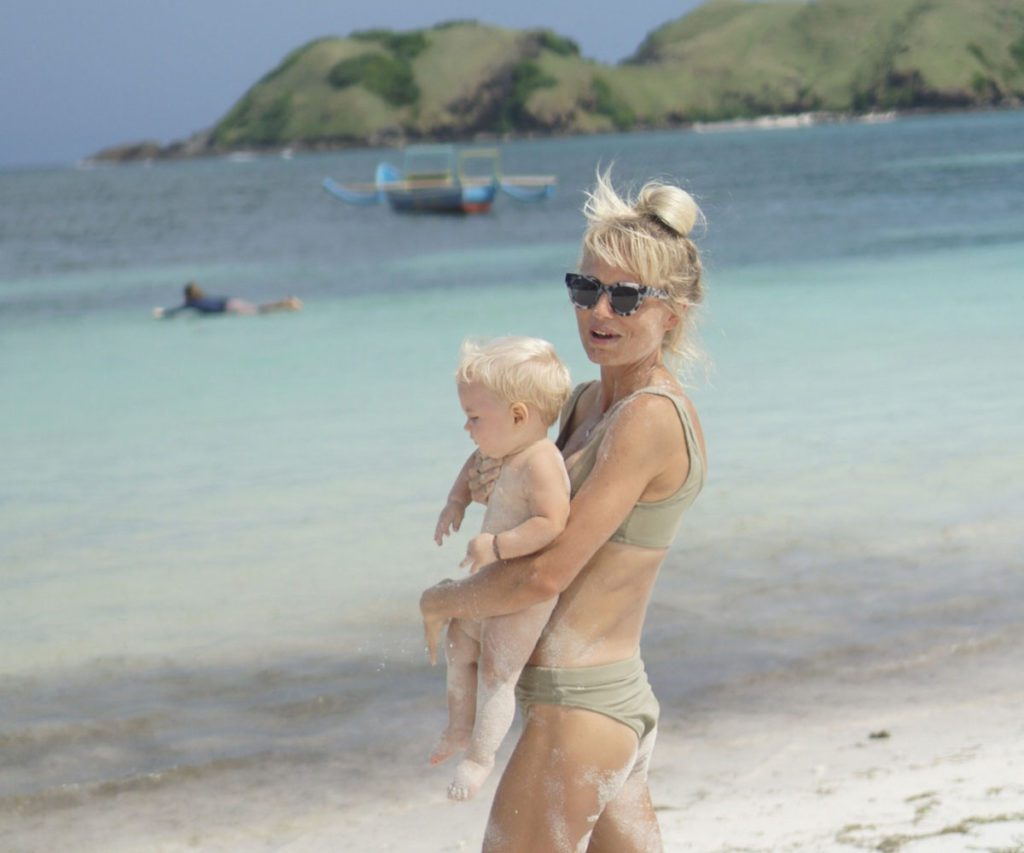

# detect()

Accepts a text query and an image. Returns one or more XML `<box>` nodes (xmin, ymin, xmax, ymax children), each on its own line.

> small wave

<box><xmin>264</xmin><ymin>691</ymin><xmax>374</xmax><ymax>722</ymax></box>
<box><xmin>831</xmin><ymin>631</ymin><xmax>1015</xmax><ymax>680</ymax></box>
<box><xmin>0</xmin><ymin>716</ymin><xmax>161</xmax><ymax>756</ymax></box>
<box><xmin>0</xmin><ymin>751</ymin><xmax>320</xmax><ymax>817</ymax></box>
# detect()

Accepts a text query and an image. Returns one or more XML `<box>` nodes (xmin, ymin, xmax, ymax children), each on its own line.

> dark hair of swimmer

<box><xmin>184</xmin><ymin>281</ymin><xmax>205</xmax><ymax>301</ymax></box>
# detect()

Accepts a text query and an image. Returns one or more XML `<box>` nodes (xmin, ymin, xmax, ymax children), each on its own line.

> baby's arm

<box><xmin>434</xmin><ymin>454</ymin><xmax>474</xmax><ymax>546</ymax></box>
<box><xmin>463</xmin><ymin>445</ymin><xmax>569</xmax><ymax>569</ymax></box>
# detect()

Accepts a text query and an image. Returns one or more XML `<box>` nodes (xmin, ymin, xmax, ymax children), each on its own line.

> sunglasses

<box><xmin>564</xmin><ymin>273</ymin><xmax>671</xmax><ymax>317</ymax></box>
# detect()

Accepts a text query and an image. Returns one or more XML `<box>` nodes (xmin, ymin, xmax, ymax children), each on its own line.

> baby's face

<box><xmin>457</xmin><ymin>381</ymin><xmax>518</xmax><ymax>458</ymax></box>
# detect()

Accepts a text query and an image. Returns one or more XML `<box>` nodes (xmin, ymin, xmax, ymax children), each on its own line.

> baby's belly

<box><xmin>480</xmin><ymin>497</ymin><xmax>531</xmax><ymax>534</ymax></box>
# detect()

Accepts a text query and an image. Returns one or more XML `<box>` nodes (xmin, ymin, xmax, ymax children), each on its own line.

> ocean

<box><xmin>2</xmin><ymin>109</ymin><xmax>1022</xmax><ymax>849</ymax></box>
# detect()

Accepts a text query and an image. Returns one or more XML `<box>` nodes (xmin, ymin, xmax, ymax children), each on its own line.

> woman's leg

<box><xmin>430</xmin><ymin>618</ymin><xmax>479</xmax><ymax>766</ymax></box>
<box><xmin>484</xmin><ymin>704</ymin><xmax>648</xmax><ymax>852</ymax></box>
<box><xmin>586</xmin><ymin>729</ymin><xmax>662</xmax><ymax>852</ymax></box>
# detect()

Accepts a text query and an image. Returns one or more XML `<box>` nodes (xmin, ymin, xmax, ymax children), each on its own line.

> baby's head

<box><xmin>455</xmin><ymin>337</ymin><xmax>571</xmax><ymax>458</ymax></box>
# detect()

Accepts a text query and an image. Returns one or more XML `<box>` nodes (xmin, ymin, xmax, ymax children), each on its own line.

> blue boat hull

<box><xmin>385</xmin><ymin>183</ymin><xmax>497</xmax><ymax>214</ymax></box>
<box><xmin>376</xmin><ymin>161</ymin><xmax>496</xmax><ymax>213</ymax></box>
<box><xmin>322</xmin><ymin>147</ymin><xmax>553</xmax><ymax>215</ymax></box>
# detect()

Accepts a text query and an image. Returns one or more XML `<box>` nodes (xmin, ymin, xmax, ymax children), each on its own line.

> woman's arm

<box><xmin>422</xmin><ymin>394</ymin><xmax>688</xmax><ymax>662</ymax></box>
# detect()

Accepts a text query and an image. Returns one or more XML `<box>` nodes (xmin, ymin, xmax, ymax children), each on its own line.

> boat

<box><xmin>322</xmin><ymin>145</ymin><xmax>556</xmax><ymax>214</ymax></box>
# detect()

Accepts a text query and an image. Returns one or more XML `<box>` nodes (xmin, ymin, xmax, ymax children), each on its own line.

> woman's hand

<box><xmin>468</xmin><ymin>451</ymin><xmax>501</xmax><ymax>504</ymax></box>
<box><xmin>420</xmin><ymin>580</ymin><xmax>454</xmax><ymax>665</ymax></box>
<box><xmin>460</xmin><ymin>533</ymin><xmax>496</xmax><ymax>574</ymax></box>
<box><xmin>434</xmin><ymin>499</ymin><xmax>466</xmax><ymax>545</ymax></box>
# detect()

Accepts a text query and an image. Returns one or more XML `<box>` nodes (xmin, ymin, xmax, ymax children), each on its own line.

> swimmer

<box><xmin>431</xmin><ymin>336</ymin><xmax>571</xmax><ymax>801</ymax></box>
<box><xmin>153</xmin><ymin>281</ymin><xmax>302</xmax><ymax>318</ymax></box>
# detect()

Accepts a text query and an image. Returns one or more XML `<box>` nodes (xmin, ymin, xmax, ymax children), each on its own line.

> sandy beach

<box><xmin>654</xmin><ymin>650</ymin><xmax>1024</xmax><ymax>852</ymax></box>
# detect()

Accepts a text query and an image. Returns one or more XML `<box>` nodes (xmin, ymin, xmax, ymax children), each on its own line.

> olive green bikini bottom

<box><xmin>515</xmin><ymin>651</ymin><xmax>659</xmax><ymax>741</ymax></box>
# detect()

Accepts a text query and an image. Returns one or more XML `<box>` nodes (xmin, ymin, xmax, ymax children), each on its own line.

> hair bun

<box><xmin>636</xmin><ymin>183</ymin><xmax>700</xmax><ymax>238</ymax></box>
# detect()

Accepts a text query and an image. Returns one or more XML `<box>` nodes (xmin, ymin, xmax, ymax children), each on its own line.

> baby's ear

<box><xmin>511</xmin><ymin>402</ymin><xmax>529</xmax><ymax>424</ymax></box>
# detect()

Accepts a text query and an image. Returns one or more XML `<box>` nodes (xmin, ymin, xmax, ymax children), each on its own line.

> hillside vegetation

<box><xmin>626</xmin><ymin>0</ymin><xmax>1024</xmax><ymax>116</ymax></box>
<box><xmin>96</xmin><ymin>0</ymin><xmax>1024</xmax><ymax>159</ymax></box>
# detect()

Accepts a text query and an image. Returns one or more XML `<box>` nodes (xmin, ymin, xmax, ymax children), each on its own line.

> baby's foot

<box><xmin>448</xmin><ymin>755</ymin><xmax>495</xmax><ymax>801</ymax></box>
<box><xmin>430</xmin><ymin>729</ymin><xmax>470</xmax><ymax>766</ymax></box>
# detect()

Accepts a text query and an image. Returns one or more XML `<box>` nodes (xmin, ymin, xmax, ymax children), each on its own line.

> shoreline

<box><xmin>81</xmin><ymin>104</ymin><xmax>1023</xmax><ymax>167</ymax></box>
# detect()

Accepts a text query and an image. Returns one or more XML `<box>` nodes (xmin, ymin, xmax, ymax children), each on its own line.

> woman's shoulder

<box><xmin>614</xmin><ymin>385</ymin><xmax>701</xmax><ymax>443</ymax></box>
<box><xmin>612</xmin><ymin>388</ymin><xmax>683</xmax><ymax>431</ymax></box>
<box><xmin>615</xmin><ymin>385</ymin><xmax>706</xmax><ymax>469</ymax></box>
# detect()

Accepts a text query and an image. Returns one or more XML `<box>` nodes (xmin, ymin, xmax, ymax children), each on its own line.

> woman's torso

<box><xmin>529</xmin><ymin>379</ymin><xmax>706</xmax><ymax>667</ymax></box>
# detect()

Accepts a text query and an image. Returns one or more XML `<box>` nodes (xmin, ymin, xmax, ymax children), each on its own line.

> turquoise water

<box><xmin>2</xmin><ymin>110</ymin><xmax>1023</xmax><ymax>821</ymax></box>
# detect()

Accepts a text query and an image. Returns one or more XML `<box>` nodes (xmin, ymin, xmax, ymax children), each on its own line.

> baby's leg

<box><xmin>449</xmin><ymin>598</ymin><xmax>557</xmax><ymax>801</ymax></box>
<box><xmin>431</xmin><ymin>618</ymin><xmax>480</xmax><ymax>766</ymax></box>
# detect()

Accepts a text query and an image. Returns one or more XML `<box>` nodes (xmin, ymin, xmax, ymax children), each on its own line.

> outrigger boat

<box><xmin>322</xmin><ymin>145</ymin><xmax>556</xmax><ymax>214</ymax></box>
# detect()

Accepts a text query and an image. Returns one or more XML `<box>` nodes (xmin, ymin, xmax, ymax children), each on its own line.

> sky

<box><xmin>1</xmin><ymin>0</ymin><xmax>706</xmax><ymax>169</ymax></box>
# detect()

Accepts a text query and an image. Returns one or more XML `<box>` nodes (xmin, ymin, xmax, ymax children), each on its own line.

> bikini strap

<box><xmin>620</xmin><ymin>385</ymin><xmax>704</xmax><ymax>477</ymax></box>
<box><xmin>556</xmin><ymin>380</ymin><xmax>598</xmax><ymax>449</ymax></box>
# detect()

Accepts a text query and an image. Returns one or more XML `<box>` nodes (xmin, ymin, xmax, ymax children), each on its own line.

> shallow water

<box><xmin>1</xmin><ymin>109</ymin><xmax>1022</xmax><ymax>836</ymax></box>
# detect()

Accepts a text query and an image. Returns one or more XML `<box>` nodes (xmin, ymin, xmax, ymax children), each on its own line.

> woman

<box><xmin>421</xmin><ymin>171</ymin><xmax>708</xmax><ymax>852</ymax></box>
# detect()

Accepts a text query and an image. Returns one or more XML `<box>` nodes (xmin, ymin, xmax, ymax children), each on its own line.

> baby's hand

<box><xmin>434</xmin><ymin>499</ymin><xmax>466</xmax><ymax>546</ymax></box>
<box><xmin>468</xmin><ymin>452</ymin><xmax>502</xmax><ymax>505</ymax></box>
<box><xmin>459</xmin><ymin>533</ymin><xmax>496</xmax><ymax>574</ymax></box>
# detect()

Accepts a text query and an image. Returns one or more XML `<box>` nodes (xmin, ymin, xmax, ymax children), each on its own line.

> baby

<box><xmin>432</xmin><ymin>336</ymin><xmax>572</xmax><ymax>801</ymax></box>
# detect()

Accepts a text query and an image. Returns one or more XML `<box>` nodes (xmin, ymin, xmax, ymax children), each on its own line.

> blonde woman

<box><xmin>422</xmin><ymin>171</ymin><xmax>708</xmax><ymax>852</ymax></box>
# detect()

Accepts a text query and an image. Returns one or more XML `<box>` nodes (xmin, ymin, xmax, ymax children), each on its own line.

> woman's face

<box><xmin>573</xmin><ymin>256</ymin><xmax>678</xmax><ymax>369</ymax></box>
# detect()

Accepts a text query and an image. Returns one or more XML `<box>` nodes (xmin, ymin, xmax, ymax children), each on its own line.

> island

<box><xmin>91</xmin><ymin>0</ymin><xmax>1024</xmax><ymax>162</ymax></box>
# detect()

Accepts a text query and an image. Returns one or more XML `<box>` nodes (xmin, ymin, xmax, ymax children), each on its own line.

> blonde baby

<box><xmin>431</xmin><ymin>336</ymin><xmax>571</xmax><ymax>801</ymax></box>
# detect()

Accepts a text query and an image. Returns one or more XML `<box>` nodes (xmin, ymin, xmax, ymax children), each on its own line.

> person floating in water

<box><xmin>431</xmin><ymin>336</ymin><xmax>572</xmax><ymax>801</ymax></box>
<box><xmin>152</xmin><ymin>282</ymin><xmax>302</xmax><ymax>318</ymax></box>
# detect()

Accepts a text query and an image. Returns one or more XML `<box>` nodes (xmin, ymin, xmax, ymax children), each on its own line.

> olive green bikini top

<box><xmin>555</xmin><ymin>381</ymin><xmax>705</xmax><ymax>549</ymax></box>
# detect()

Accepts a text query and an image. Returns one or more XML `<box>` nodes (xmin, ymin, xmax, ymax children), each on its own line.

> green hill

<box><xmin>625</xmin><ymin>0</ymin><xmax>1024</xmax><ymax>116</ymax></box>
<box><xmin>94</xmin><ymin>0</ymin><xmax>1024</xmax><ymax>160</ymax></box>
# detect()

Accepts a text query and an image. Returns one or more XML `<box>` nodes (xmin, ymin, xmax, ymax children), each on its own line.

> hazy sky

<box><xmin>1</xmin><ymin>0</ymin><xmax>705</xmax><ymax>169</ymax></box>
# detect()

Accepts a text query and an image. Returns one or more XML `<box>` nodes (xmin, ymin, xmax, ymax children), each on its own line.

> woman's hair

<box><xmin>580</xmin><ymin>168</ymin><xmax>707</xmax><ymax>374</ymax></box>
<box><xmin>184</xmin><ymin>281</ymin><xmax>204</xmax><ymax>300</ymax></box>
<box><xmin>456</xmin><ymin>337</ymin><xmax>572</xmax><ymax>427</ymax></box>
